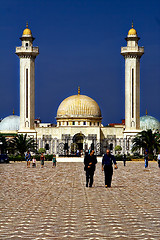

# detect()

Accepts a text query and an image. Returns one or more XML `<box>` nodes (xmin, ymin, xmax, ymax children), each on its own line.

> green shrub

<box><xmin>38</xmin><ymin>148</ymin><xmax>46</xmax><ymax>154</ymax></box>
<box><xmin>45</xmin><ymin>154</ymin><xmax>53</xmax><ymax>161</ymax></box>
<box><xmin>8</xmin><ymin>155</ymin><xmax>25</xmax><ymax>161</ymax></box>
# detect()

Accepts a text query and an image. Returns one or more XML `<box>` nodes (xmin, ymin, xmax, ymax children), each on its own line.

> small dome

<box><xmin>128</xmin><ymin>28</ymin><xmax>137</xmax><ymax>35</ymax></box>
<box><xmin>0</xmin><ymin>115</ymin><xmax>20</xmax><ymax>131</ymax></box>
<box><xmin>57</xmin><ymin>94</ymin><xmax>102</xmax><ymax>119</ymax></box>
<box><xmin>140</xmin><ymin>115</ymin><xmax>160</xmax><ymax>131</ymax></box>
<box><xmin>23</xmin><ymin>28</ymin><xmax>32</xmax><ymax>36</ymax></box>
<box><xmin>22</xmin><ymin>23</ymin><xmax>32</xmax><ymax>36</ymax></box>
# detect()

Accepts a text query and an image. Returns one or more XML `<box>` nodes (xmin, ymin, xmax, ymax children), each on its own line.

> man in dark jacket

<box><xmin>102</xmin><ymin>149</ymin><xmax>118</xmax><ymax>188</ymax></box>
<box><xmin>84</xmin><ymin>150</ymin><xmax>97</xmax><ymax>187</ymax></box>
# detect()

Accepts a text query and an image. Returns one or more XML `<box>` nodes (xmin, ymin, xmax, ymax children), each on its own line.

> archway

<box><xmin>72</xmin><ymin>133</ymin><xmax>85</xmax><ymax>154</ymax></box>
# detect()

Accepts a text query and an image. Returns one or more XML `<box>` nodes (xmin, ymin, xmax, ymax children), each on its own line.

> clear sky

<box><xmin>0</xmin><ymin>0</ymin><xmax>160</xmax><ymax>125</ymax></box>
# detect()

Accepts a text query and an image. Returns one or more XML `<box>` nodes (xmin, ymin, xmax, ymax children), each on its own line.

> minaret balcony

<box><xmin>121</xmin><ymin>46</ymin><xmax>144</xmax><ymax>54</ymax></box>
<box><xmin>16</xmin><ymin>46</ymin><xmax>39</xmax><ymax>54</ymax></box>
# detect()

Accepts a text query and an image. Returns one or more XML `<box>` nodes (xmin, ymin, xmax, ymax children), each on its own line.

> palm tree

<box><xmin>0</xmin><ymin>134</ymin><xmax>8</xmax><ymax>154</ymax></box>
<box><xmin>9</xmin><ymin>134</ymin><xmax>37</xmax><ymax>157</ymax></box>
<box><xmin>132</xmin><ymin>129</ymin><xmax>160</xmax><ymax>155</ymax></box>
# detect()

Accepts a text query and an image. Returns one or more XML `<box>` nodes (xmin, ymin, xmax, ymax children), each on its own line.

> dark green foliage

<box><xmin>38</xmin><ymin>148</ymin><xmax>46</xmax><ymax>154</ymax></box>
<box><xmin>8</xmin><ymin>134</ymin><xmax>37</xmax><ymax>157</ymax></box>
<box><xmin>8</xmin><ymin>155</ymin><xmax>25</xmax><ymax>161</ymax></box>
<box><xmin>115</xmin><ymin>145</ymin><xmax>122</xmax><ymax>152</ymax></box>
<box><xmin>0</xmin><ymin>134</ymin><xmax>8</xmax><ymax>154</ymax></box>
<box><xmin>45</xmin><ymin>154</ymin><xmax>53</xmax><ymax>161</ymax></box>
<box><xmin>132</xmin><ymin>130</ymin><xmax>160</xmax><ymax>155</ymax></box>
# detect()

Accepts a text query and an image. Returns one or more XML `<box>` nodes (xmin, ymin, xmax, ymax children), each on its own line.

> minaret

<box><xmin>16</xmin><ymin>24</ymin><xmax>39</xmax><ymax>135</ymax></box>
<box><xmin>121</xmin><ymin>22</ymin><xmax>144</xmax><ymax>135</ymax></box>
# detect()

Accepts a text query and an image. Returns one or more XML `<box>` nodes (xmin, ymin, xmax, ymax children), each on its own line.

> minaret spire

<box><xmin>78</xmin><ymin>86</ymin><xmax>80</xmax><ymax>95</ymax></box>
<box><xmin>132</xmin><ymin>20</ymin><xmax>133</xmax><ymax>28</ymax></box>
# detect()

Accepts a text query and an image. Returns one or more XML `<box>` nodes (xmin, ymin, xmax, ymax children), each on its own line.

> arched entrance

<box><xmin>72</xmin><ymin>133</ymin><xmax>85</xmax><ymax>153</ymax></box>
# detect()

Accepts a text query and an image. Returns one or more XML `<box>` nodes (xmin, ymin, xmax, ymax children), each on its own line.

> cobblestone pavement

<box><xmin>0</xmin><ymin>161</ymin><xmax>160</xmax><ymax>240</ymax></box>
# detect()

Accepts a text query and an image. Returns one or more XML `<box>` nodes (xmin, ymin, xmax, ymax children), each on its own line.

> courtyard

<box><xmin>0</xmin><ymin>161</ymin><xmax>159</xmax><ymax>239</ymax></box>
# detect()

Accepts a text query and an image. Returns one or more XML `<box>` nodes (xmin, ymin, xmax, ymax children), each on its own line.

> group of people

<box><xmin>25</xmin><ymin>151</ymin><xmax>57</xmax><ymax>168</ymax></box>
<box><xmin>25</xmin><ymin>148</ymin><xmax>160</xmax><ymax>188</ymax></box>
<box><xmin>84</xmin><ymin>149</ymin><xmax>118</xmax><ymax>188</ymax></box>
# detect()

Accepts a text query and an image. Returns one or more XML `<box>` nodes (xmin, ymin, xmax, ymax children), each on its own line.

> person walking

<box><xmin>144</xmin><ymin>151</ymin><xmax>148</xmax><ymax>168</ymax></box>
<box><xmin>25</xmin><ymin>151</ymin><xmax>31</xmax><ymax>168</ymax></box>
<box><xmin>40</xmin><ymin>152</ymin><xmax>45</xmax><ymax>168</ymax></box>
<box><xmin>123</xmin><ymin>154</ymin><xmax>126</xmax><ymax>166</ymax></box>
<box><xmin>157</xmin><ymin>151</ymin><xmax>160</xmax><ymax>168</ymax></box>
<box><xmin>32</xmin><ymin>157</ymin><xmax>36</xmax><ymax>168</ymax></box>
<box><xmin>84</xmin><ymin>150</ymin><xmax>97</xmax><ymax>187</ymax></box>
<box><xmin>52</xmin><ymin>154</ymin><xmax>56</xmax><ymax>167</ymax></box>
<box><xmin>102</xmin><ymin>149</ymin><xmax>118</xmax><ymax>188</ymax></box>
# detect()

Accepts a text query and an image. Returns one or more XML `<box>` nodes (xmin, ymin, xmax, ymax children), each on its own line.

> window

<box><xmin>97</xmin><ymin>122</ymin><xmax>99</xmax><ymax>126</ymax></box>
<box><xmin>78</xmin><ymin>121</ymin><xmax>80</xmax><ymax>125</ymax></box>
<box><xmin>83</xmin><ymin>121</ymin><xmax>86</xmax><ymax>125</ymax></box>
<box><xmin>26</xmin><ymin>69</ymin><xmax>28</xmax><ymax>118</ymax></box>
<box><xmin>132</xmin><ymin>68</ymin><xmax>134</xmax><ymax>118</ymax></box>
<box><xmin>90</xmin><ymin>122</ymin><xmax>92</xmax><ymax>126</ymax></box>
<box><xmin>72</xmin><ymin>121</ymin><xmax>75</xmax><ymax>125</ymax></box>
<box><xmin>67</xmin><ymin>122</ymin><xmax>68</xmax><ymax>126</ymax></box>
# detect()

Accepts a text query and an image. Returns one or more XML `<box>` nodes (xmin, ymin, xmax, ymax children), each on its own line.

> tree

<box><xmin>38</xmin><ymin>148</ymin><xmax>46</xmax><ymax>154</ymax></box>
<box><xmin>115</xmin><ymin>145</ymin><xmax>122</xmax><ymax>153</ymax></box>
<box><xmin>9</xmin><ymin>134</ymin><xmax>37</xmax><ymax>156</ymax></box>
<box><xmin>0</xmin><ymin>134</ymin><xmax>8</xmax><ymax>154</ymax></box>
<box><xmin>132</xmin><ymin>129</ymin><xmax>160</xmax><ymax>155</ymax></box>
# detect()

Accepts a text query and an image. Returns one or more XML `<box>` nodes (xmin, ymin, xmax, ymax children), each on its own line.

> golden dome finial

<box><xmin>13</xmin><ymin>108</ymin><xmax>15</xmax><ymax>115</ymax></box>
<box><xmin>146</xmin><ymin>109</ymin><xmax>148</xmax><ymax>116</ymax></box>
<box><xmin>78</xmin><ymin>86</ymin><xmax>80</xmax><ymax>95</ymax></box>
<box><xmin>128</xmin><ymin>21</ymin><xmax>137</xmax><ymax>35</ymax></box>
<box><xmin>23</xmin><ymin>22</ymin><xmax>32</xmax><ymax>36</ymax></box>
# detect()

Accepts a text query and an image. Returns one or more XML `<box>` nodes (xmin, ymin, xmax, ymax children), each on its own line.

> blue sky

<box><xmin>0</xmin><ymin>0</ymin><xmax>160</xmax><ymax>125</ymax></box>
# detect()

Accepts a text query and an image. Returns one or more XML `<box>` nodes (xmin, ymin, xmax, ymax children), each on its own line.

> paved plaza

<box><xmin>0</xmin><ymin>161</ymin><xmax>160</xmax><ymax>240</ymax></box>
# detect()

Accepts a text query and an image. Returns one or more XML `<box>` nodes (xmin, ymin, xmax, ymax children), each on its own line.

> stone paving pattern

<box><xmin>0</xmin><ymin>161</ymin><xmax>160</xmax><ymax>240</ymax></box>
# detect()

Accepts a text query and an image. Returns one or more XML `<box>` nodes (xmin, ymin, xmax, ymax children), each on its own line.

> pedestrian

<box><xmin>40</xmin><ymin>152</ymin><xmax>45</xmax><ymax>168</ymax></box>
<box><xmin>102</xmin><ymin>149</ymin><xmax>118</xmax><ymax>188</ymax></box>
<box><xmin>52</xmin><ymin>154</ymin><xmax>56</xmax><ymax>167</ymax></box>
<box><xmin>32</xmin><ymin>157</ymin><xmax>36</xmax><ymax>168</ymax></box>
<box><xmin>144</xmin><ymin>151</ymin><xmax>148</xmax><ymax>168</ymax></box>
<box><xmin>157</xmin><ymin>151</ymin><xmax>160</xmax><ymax>168</ymax></box>
<box><xmin>123</xmin><ymin>153</ymin><xmax>126</xmax><ymax>166</ymax></box>
<box><xmin>25</xmin><ymin>151</ymin><xmax>31</xmax><ymax>167</ymax></box>
<box><xmin>84</xmin><ymin>150</ymin><xmax>97</xmax><ymax>187</ymax></box>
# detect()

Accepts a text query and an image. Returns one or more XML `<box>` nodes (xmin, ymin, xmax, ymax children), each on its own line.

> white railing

<box><xmin>16</xmin><ymin>46</ymin><xmax>39</xmax><ymax>53</ymax></box>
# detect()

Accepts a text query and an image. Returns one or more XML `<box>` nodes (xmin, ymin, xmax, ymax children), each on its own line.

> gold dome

<box><xmin>128</xmin><ymin>22</ymin><xmax>137</xmax><ymax>35</ymax></box>
<box><xmin>128</xmin><ymin>28</ymin><xmax>137</xmax><ymax>35</ymax></box>
<box><xmin>22</xmin><ymin>23</ymin><xmax>32</xmax><ymax>36</ymax></box>
<box><xmin>57</xmin><ymin>94</ymin><xmax>102</xmax><ymax>119</ymax></box>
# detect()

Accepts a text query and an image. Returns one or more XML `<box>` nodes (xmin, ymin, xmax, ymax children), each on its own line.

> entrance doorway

<box><xmin>72</xmin><ymin>133</ymin><xmax>85</xmax><ymax>155</ymax></box>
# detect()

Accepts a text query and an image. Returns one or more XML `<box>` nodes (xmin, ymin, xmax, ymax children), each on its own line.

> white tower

<box><xmin>16</xmin><ymin>24</ymin><xmax>39</xmax><ymax>136</ymax></box>
<box><xmin>121</xmin><ymin>23</ymin><xmax>144</xmax><ymax>136</ymax></box>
